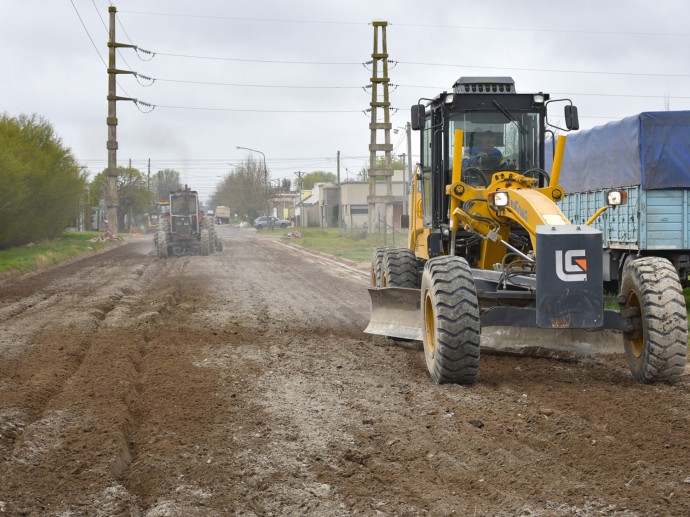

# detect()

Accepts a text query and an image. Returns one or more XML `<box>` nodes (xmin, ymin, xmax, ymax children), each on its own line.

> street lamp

<box><xmin>236</xmin><ymin>146</ymin><xmax>269</xmax><ymax>216</ymax></box>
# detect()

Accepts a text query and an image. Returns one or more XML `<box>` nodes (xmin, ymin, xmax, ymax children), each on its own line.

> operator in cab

<box><xmin>467</xmin><ymin>129</ymin><xmax>502</xmax><ymax>168</ymax></box>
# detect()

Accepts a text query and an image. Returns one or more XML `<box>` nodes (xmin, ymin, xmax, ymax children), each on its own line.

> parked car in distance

<box><xmin>253</xmin><ymin>216</ymin><xmax>291</xmax><ymax>230</ymax></box>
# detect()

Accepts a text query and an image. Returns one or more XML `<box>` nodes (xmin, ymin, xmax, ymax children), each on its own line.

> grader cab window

<box><xmin>448</xmin><ymin>112</ymin><xmax>541</xmax><ymax>174</ymax></box>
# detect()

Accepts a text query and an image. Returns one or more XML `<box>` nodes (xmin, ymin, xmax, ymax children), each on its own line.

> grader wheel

<box><xmin>382</xmin><ymin>248</ymin><xmax>419</xmax><ymax>288</ymax></box>
<box><xmin>421</xmin><ymin>256</ymin><xmax>481</xmax><ymax>385</ymax></box>
<box><xmin>620</xmin><ymin>257</ymin><xmax>688</xmax><ymax>383</ymax></box>
<box><xmin>371</xmin><ymin>248</ymin><xmax>386</xmax><ymax>287</ymax></box>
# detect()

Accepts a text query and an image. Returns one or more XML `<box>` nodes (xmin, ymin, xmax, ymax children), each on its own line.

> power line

<box><xmin>154</xmin><ymin>51</ymin><xmax>362</xmax><ymax>66</ymax></box>
<box><xmin>118</xmin><ymin>10</ymin><xmax>368</xmax><ymax>26</ymax></box>
<box><xmin>69</xmin><ymin>0</ymin><xmax>106</xmax><ymax>68</ymax></box>
<box><xmin>150</xmin><ymin>77</ymin><xmax>364</xmax><ymax>89</ymax></box>
<box><xmin>390</xmin><ymin>22</ymin><xmax>690</xmax><ymax>38</ymax></box>
<box><xmin>118</xmin><ymin>10</ymin><xmax>690</xmax><ymax>37</ymax></box>
<box><xmin>394</xmin><ymin>60</ymin><xmax>690</xmax><ymax>79</ymax></box>
<box><xmin>151</xmin><ymin>104</ymin><xmax>365</xmax><ymax>113</ymax></box>
<box><xmin>69</xmin><ymin>0</ymin><xmax>135</xmax><ymax>98</ymax></box>
<box><xmin>139</xmin><ymin>74</ymin><xmax>690</xmax><ymax>101</ymax></box>
<box><xmin>129</xmin><ymin>48</ymin><xmax>690</xmax><ymax>79</ymax></box>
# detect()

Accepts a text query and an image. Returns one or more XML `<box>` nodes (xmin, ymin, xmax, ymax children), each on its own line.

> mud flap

<box><xmin>364</xmin><ymin>288</ymin><xmax>422</xmax><ymax>341</ymax></box>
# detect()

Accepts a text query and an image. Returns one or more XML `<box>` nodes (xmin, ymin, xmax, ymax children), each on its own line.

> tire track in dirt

<box><xmin>0</xmin><ymin>260</ymin><xmax>153</xmax><ymax>456</ymax></box>
<box><xmin>0</xmin><ymin>243</ymin><xmax>185</xmax><ymax>514</ymax></box>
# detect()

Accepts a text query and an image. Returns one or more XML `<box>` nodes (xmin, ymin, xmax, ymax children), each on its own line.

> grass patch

<box><xmin>0</xmin><ymin>232</ymin><xmax>113</xmax><ymax>275</ymax></box>
<box><xmin>270</xmin><ymin>227</ymin><xmax>406</xmax><ymax>263</ymax></box>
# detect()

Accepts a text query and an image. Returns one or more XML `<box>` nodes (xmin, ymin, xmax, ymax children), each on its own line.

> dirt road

<box><xmin>1</xmin><ymin>226</ymin><xmax>689</xmax><ymax>516</ymax></box>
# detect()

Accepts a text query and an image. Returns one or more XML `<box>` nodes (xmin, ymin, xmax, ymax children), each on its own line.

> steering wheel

<box><xmin>462</xmin><ymin>166</ymin><xmax>489</xmax><ymax>188</ymax></box>
<box><xmin>523</xmin><ymin>168</ymin><xmax>551</xmax><ymax>186</ymax></box>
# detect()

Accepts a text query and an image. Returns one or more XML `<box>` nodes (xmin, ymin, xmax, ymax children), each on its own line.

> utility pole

<box><xmin>366</xmin><ymin>21</ymin><xmax>394</xmax><ymax>233</ymax></box>
<box><xmin>400</xmin><ymin>153</ymin><xmax>407</xmax><ymax>215</ymax></box>
<box><xmin>106</xmin><ymin>5</ymin><xmax>136</xmax><ymax>236</ymax></box>
<box><xmin>294</xmin><ymin>170</ymin><xmax>304</xmax><ymax>227</ymax></box>
<box><xmin>337</xmin><ymin>150</ymin><xmax>341</xmax><ymax>229</ymax></box>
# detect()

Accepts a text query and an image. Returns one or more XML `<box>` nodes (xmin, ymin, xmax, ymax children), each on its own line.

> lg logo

<box><xmin>555</xmin><ymin>249</ymin><xmax>587</xmax><ymax>282</ymax></box>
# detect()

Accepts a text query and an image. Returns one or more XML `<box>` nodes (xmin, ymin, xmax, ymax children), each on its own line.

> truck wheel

<box><xmin>383</xmin><ymin>248</ymin><xmax>419</xmax><ymax>288</ymax></box>
<box><xmin>200</xmin><ymin>229</ymin><xmax>211</xmax><ymax>256</ymax></box>
<box><xmin>371</xmin><ymin>248</ymin><xmax>386</xmax><ymax>287</ymax></box>
<box><xmin>421</xmin><ymin>256</ymin><xmax>481</xmax><ymax>385</ymax></box>
<box><xmin>156</xmin><ymin>231</ymin><xmax>168</xmax><ymax>259</ymax></box>
<box><xmin>620</xmin><ymin>257</ymin><xmax>688</xmax><ymax>383</ymax></box>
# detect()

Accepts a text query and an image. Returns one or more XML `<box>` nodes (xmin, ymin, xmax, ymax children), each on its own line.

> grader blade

<box><xmin>364</xmin><ymin>288</ymin><xmax>423</xmax><ymax>341</ymax></box>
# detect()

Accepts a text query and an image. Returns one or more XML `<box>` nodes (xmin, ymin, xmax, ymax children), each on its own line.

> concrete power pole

<box><xmin>336</xmin><ymin>150</ymin><xmax>341</xmax><ymax>229</ymax></box>
<box><xmin>366</xmin><ymin>21</ymin><xmax>394</xmax><ymax>233</ymax></box>
<box><xmin>294</xmin><ymin>171</ymin><xmax>304</xmax><ymax>227</ymax></box>
<box><xmin>106</xmin><ymin>6</ymin><xmax>136</xmax><ymax>236</ymax></box>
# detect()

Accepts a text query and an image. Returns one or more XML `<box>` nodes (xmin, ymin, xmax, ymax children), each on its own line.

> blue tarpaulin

<box><xmin>547</xmin><ymin>111</ymin><xmax>690</xmax><ymax>191</ymax></box>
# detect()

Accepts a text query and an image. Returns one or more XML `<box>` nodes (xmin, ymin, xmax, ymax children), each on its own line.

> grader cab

<box><xmin>366</xmin><ymin>77</ymin><xmax>688</xmax><ymax>385</ymax></box>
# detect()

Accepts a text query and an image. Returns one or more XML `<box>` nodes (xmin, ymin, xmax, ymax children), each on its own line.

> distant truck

<box><xmin>215</xmin><ymin>205</ymin><xmax>231</xmax><ymax>224</ymax></box>
<box><xmin>550</xmin><ymin>111</ymin><xmax>690</xmax><ymax>287</ymax></box>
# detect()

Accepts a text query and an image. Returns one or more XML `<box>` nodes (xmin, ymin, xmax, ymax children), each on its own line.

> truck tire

<box><xmin>371</xmin><ymin>248</ymin><xmax>386</xmax><ymax>287</ymax></box>
<box><xmin>421</xmin><ymin>256</ymin><xmax>481</xmax><ymax>385</ymax></box>
<box><xmin>200</xmin><ymin>229</ymin><xmax>211</xmax><ymax>256</ymax></box>
<box><xmin>156</xmin><ymin>231</ymin><xmax>168</xmax><ymax>259</ymax></box>
<box><xmin>383</xmin><ymin>248</ymin><xmax>419</xmax><ymax>288</ymax></box>
<box><xmin>620</xmin><ymin>257</ymin><xmax>688</xmax><ymax>383</ymax></box>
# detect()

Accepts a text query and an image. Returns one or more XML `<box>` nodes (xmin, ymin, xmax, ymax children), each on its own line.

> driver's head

<box><xmin>479</xmin><ymin>130</ymin><xmax>497</xmax><ymax>149</ymax></box>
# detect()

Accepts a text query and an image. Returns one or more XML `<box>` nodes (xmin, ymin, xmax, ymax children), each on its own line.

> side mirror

<box><xmin>400</xmin><ymin>214</ymin><xmax>410</xmax><ymax>229</ymax></box>
<box><xmin>565</xmin><ymin>105</ymin><xmax>579</xmax><ymax>131</ymax></box>
<box><xmin>410</xmin><ymin>104</ymin><xmax>425</xmax><ymax>131</ymax></box>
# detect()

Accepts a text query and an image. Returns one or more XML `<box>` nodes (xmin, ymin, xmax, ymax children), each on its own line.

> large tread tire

<box><xmin>200</xmin><ymin>229</ymin><xmax>211</xmax><ymax>256</ymax></box>
<box><xmin>421</xmin><ymin>256</ymin><xmax>481</xmax><ymax>385</ymax></box>
<box><xmin>209</xmin><ymin>228</ymin><xmax>217</xmax><ymax>254</ymax></box>
<box><xmin>156</xmin><ymin>231</ymin><xmax>168</xmax><ymax>259</ymax></box>
<box><xmin>620</xmin><ymin>257</ymin><xmax>688</xmax><ymax>383</ymax></box>
<box><xmin>383</xmin><ymin>248</ymin><xmax>419</xmax><ymax>288</ymax></box>
<box><xmin>371</xmin><ymin>247</ymin><xmax>386</xmax><ymax>287</ymax></box>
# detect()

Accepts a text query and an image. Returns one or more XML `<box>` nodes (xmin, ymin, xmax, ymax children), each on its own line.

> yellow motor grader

<box><xmin>366</xmin><ymin>77</ymin><xmax>688</xmax><ymax>385</ymax></box>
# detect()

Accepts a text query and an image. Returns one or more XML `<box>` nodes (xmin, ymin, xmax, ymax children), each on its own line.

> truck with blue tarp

<box><xmin>548</xmin><ymin>111</ymin><xmax>690</xmax><ymax>286</ymax></box>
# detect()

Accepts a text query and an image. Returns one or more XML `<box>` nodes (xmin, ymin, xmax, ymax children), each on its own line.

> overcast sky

<box><xmin>3</xmin><ymin>0</ymin><xmax>690</xmax><ymax>202</ymax></box>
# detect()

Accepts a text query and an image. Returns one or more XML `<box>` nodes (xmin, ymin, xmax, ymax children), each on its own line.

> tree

<box><xmin>300</xmin><ymin>171</ymin><xmax>336</xmax><ymax>190</ymax></box>
<box><xmin>0</xmin><ymin>113</ymin><xmax>85</xmax><ymax>248</ymax></box>
<box><xmin>92</xmin><ymin>166</ymin><xmax>150</xmax><ymax>229</ymax></box>
<box><xmin>151</xmin><ymin>169</ymin><xmax>182</xmax><ymax>203</ymax></box>
<box><xmin>372</xmin><ymin>156</ymin><xmax>404</xmax><ymax>170</ymax></box>
<box><xmin>211</xmin><ymin>157</ymin><xmax>267</xmax><ymax>221</ymax></box>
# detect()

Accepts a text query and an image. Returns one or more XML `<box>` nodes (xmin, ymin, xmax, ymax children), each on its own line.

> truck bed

<box><xmin>558</xmin><ymin>186</ymin><xmax>690</xmax><ymax>251</ymax></box>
